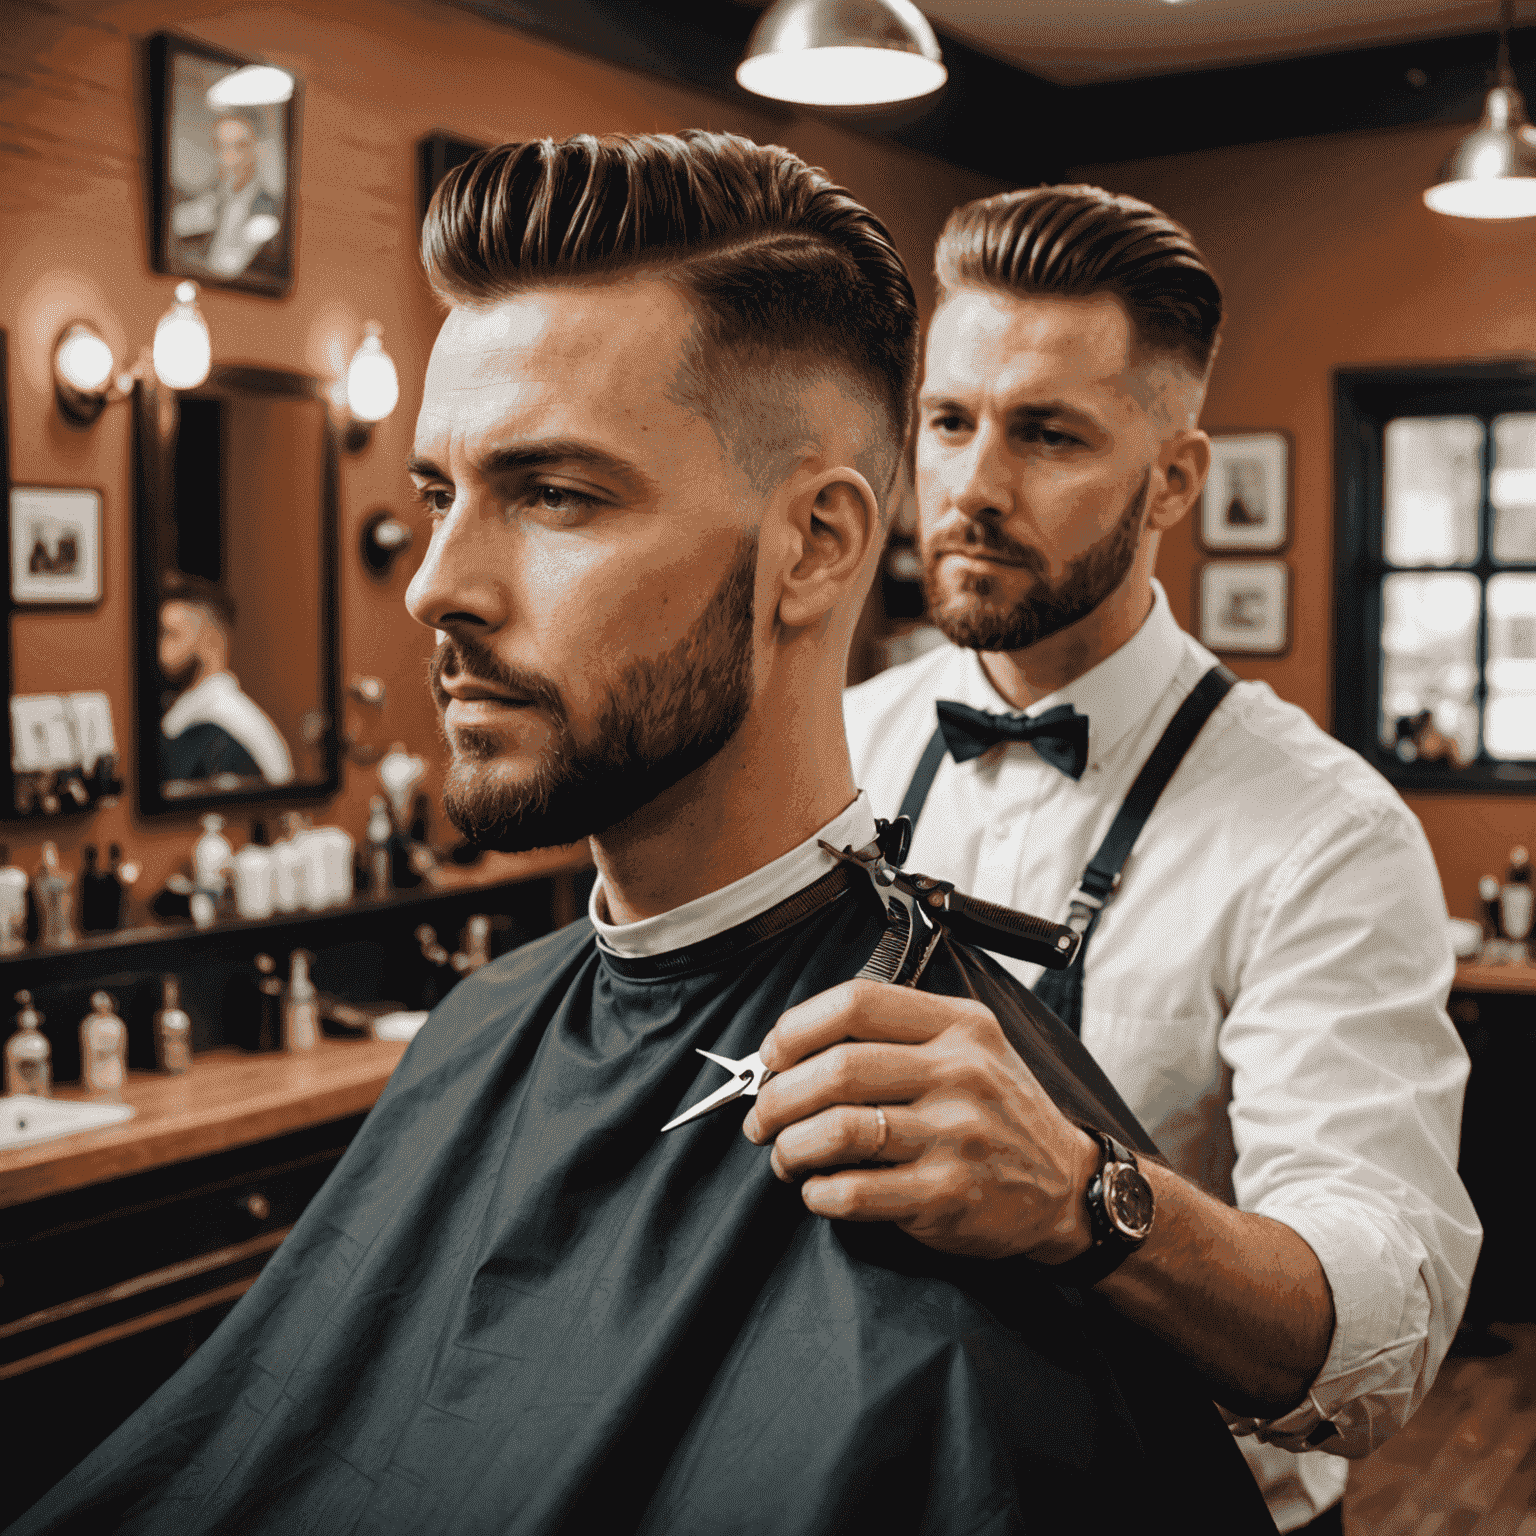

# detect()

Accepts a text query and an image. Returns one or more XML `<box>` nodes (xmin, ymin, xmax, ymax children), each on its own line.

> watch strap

<box><xmin>1044</xmin><ymin>1129</ymin><xmax>1148</xmax><ymax>1291</ymax></box>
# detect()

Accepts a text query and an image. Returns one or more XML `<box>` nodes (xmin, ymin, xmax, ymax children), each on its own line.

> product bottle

<box><xmin>367</xmin><ymin>796</ymin><xmax>393</xmax><ymax>896</ymax></box>
<box><xmin>454</xmin><ymin>914</ymin><xmax>492</xmax><ymax>974</ymax></box>
<box><xmin>79</xmin><ymin>843</ymin><xmax>124</xmax><ymax>933</ymax></box>
<box><xmin>6</xmin><ymin>990</ymin><xmax>51</xmax><ymax>1096</ymax></box>
<box><xmin>192</xmin><ymin>814</ymin><xmax>234</xmax><ymax>922</ymax></box>
<box><xmin>251</xmin><ymin>954</ymin><xmax>284</xmax><ymax>1052</ymax></box>
<box><xmin>0</xmin><ymin>846</ymin><xmax>27</xmax><ymax>953</ymax></box>
<box><xmin>153</xmin><ymin>974</ymin><xmax>193</xmax><ymax>1074</ymax></box>
<box><xmin>109</xmin><ymin>844</ymin><xmax>138</xmax><ymax>929</ymax></box>
<box><xmin>79</xmin><ymin>991</ymin><xmax>127</xmax><ymax>1099</ymax></box>
<box><xmin>1500</xmin><ymin>845</ymin><xmax>1533</xmax><ymax>953</ymax></box>
<box><xmin>232</xmin><ymin>838</ymin><xmax>276</xmax><ymax>921</ymax></box>
<box><xmin>34</xmin><ymin>842</ymin><xmax>77</xmax><ymax>948</ymax></box>
<box><xmin>1479</xmin><ymin>875</ymin><xmax>1502</xmax><ymax>944</ymax></box>
<box><xmin>283</xmin><ymin>950</ymin><xmax>320</xmax><ymax>1052</ymax></box>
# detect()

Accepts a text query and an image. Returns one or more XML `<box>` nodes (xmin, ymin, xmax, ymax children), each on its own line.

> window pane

<box><xmin>1492</xmin><ymin>414</ymin><xmax>1536</xmax><ymax>562</ymax></box>
<box><xmin>1384</xmin><ymin>416</ymin><xmax>1481</xmax><ymax>566</ymax></box>
<box><xmin>1486</xmin><ymin>573</ymin><xmax>1536</xmax><ymax>759</ymax></box>
<box><xmin>1379</xmin><ymin>571</ymin><xmax>1480</xmax><ymax>761</ymax></box>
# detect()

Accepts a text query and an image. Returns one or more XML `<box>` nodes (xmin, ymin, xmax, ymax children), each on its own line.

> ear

<box><xmin>1146</xmin><ymin>429</ymin><xmax>1211</xmax><ymax>534</ymax></box>
<box><xmin>775</xmin><ymin>464</ymin><xmax>881</xmax><ymax>630</ymax></box>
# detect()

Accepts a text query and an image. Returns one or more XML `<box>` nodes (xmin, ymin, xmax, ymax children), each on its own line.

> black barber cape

<box><xmin>12</xmin><ymin>875</ymin><xmax>1276</xmax><ymax>1536</ymax></box>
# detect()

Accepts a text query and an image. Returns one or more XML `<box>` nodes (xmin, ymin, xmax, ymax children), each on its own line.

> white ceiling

<box><xmin>920</xmin><ymin>0</ymin><xmax>1536</xmax><ymax>84</ymax></box>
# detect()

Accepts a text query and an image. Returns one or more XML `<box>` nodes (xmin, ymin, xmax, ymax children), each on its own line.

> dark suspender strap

<box><xmin>1033</xmin><ymin>664</ymin><xmax>1237</xmax><ymax>1033</ymax></box>
<box><xmin>898</xmin><ymin>726</ymin><xmax>949</xmax><ymax>838</ymax></box>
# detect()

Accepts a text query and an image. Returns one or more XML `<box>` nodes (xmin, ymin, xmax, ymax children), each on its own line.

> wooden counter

<box><xmin>0</xmin><ymin>1036</ymin><xmax>407</xmax><ymax>1209</ymax></box>
<box><xmin>1453</xmin><ymin>959</ymin><xmax>1536</xmax><ymax>996</ymax></box>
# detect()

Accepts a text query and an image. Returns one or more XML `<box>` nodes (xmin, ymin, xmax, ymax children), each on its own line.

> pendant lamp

<box><xmin>1424</xmin><ymin>0</ymin><xmax>1536</xmax><ymax>219</ymax></box>
<box><xmin>737</xmin><ymin>0</ymin><xmax>946</xmax><ymax>108</ymax></box>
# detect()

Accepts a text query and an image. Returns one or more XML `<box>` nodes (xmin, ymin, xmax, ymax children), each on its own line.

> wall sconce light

<box><xmin>52</xmin><ymin>281</ymin><xmax>213</xmax><ymax>427</ymax></box>
<box><xmin>342</xmin><ymin>321</ymin><xmax>400</xmax><ymax>451</ymax></box>
<box><xmin>737</xmin><ymin>0</ymin><xmax>946</xmax><ymax>107</ymax></box>
<box><xmin>360</xmin><ymin>507</ymin><xmax>414</xmax><ymax>577</ymax></box>
<box><xmin>1424</xmin><ymin>0</ymin><xmax>1536</xmax><ymax>218</ymax></box>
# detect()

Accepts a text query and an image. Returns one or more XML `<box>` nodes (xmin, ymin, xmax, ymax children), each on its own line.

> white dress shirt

<box><xmin>844</xmin><ymin>581</ymin><xmax>1481</xmax><ymax>1532</ymax></box>
<box><xmin>161</xmin><ymin>671</ymin><xmax>295</xmax><ymax>786</ymax></box>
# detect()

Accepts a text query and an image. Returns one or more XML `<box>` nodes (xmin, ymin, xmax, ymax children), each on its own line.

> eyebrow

<box><xmin>918</xmin><ymin>395</ymin><xmax>1105</xmax><ymax>434</ymax></box>
<box><xmin>406</xmin><ymin>439</ymin><xmax>660</xmax><ymax>500</ymax></box>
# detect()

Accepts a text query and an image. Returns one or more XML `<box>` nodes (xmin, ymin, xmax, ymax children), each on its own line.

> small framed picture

<box><xmin>10</xmin><ymin>486</ymin><xmax>102</xmax><ymax>606</ymax></box>
<box><xmin>148</xmin><ymin>32</ymin><xmax>301</xmax><ymax>298</ymax></box>
<box><xmin>1199</xmin><ymin>431</ymin><xmax>1290</xmax><ymax>552</ymax></box>
<box><xmin>1197</xmin><ymin>561</ymin><xmax>1290</xmax><ymax>656</ymax></box>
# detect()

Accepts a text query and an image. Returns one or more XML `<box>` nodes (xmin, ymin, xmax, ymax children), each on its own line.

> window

<box><xmin>1334</xmin><ymin>364</ymin><xmax>1536</xmax><ymax>792</ymax></box>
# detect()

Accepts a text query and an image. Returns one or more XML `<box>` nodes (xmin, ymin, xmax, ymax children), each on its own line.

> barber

<box><xmin>745</xmin><ymin>185</ymin><xmax>1480</xmax><ymax>1535</ymax></box>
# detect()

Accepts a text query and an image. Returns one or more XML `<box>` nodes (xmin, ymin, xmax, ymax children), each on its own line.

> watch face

<box><xmin>1103</xmin><ymin>1164</ymin><xmax>1155</xmax><ymax>1241</ymax></box>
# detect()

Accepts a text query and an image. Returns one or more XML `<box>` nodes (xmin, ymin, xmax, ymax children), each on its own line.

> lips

<box><xmin>440</xmin><ymin>678</ymin><xmax>526</xmax><ymax>706</ymax></box>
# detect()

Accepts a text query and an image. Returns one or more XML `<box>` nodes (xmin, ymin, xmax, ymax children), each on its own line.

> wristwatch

<box><xmin>1046</xmin><ymin>1129</ymin><xmax>1155</xmax><ymax>1290</ymax></box>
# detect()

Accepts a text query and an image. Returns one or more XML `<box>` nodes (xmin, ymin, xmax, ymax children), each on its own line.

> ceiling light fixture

<box><xmin>1424</xmin><ymin>0</ymin><xmax>1536</xmax><ymax>219</ymax></box>
<box><xmin>206</xmin><ymin>64</ymin><xmax>295</xmax><ymax>108</ymax></box>
<box><xmin>737</xmin><ymin>0</ymin><xmax>946</xmax><ymax>108</ymax></box>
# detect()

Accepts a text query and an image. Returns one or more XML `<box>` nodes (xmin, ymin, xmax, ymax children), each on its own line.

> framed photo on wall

<box><xmin>10</xmin><ymin>486</ymin><xmax>102</xmax><ymax>606</ymax></box>
<box><xmin>1197</xmin><ymin>560</ymin><xmax>1290</xmax><ymax>656</ymax></box>
<box><xmin>1198</xmin><ymin>431</ymin><xmax>1291</xmax><ymax>552</ymax></box>
<box><xmin>148</xmin><ymin>32</ymin><xmax>302</xmax><ymax>298</ymax></box>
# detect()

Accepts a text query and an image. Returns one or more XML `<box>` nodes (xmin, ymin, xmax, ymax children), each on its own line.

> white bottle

<box><xmin>79</xmin><ymin>991</ymin><xmax>127</xmax><ymax>1099</ymax></box>
<box><xmin>193</xmin><ymin>814</ymin><xmax>233</xmax><ymax>899</ymax></box>
<box><xmin>6</xmin><ymin>990</ymin><xmax>51</xmax><ymax>1096</ymax></box>
<box><xmin>1500</xmin><ymin>845</ymin><xmax>1533</xmax><ymax>956</ymax></box>
<box><xmin>297</xmin><ymin>828</ymin><xmax>331</xmax><ymax>910</ymax></box>
<box><xmin>319</xmin><ymin>826</ymin><xmax>355</xmax><ymax>907</ymax></box>
<box><xmin>232</xmin><ymin>841</ymin><xmax>276</xmax><ymax>920</ymax></box>
<box><xmin>283</xmin><ymin>950</ymin><xmax>319</xmax><ymax>1051</ymax></box>
<box><xmin>272</xmin><ymin>838</ymin><xmax>307</xmax><ymax>913</ymax></box>
<box><xmin>0</xmin><ymin>846</ymin><xmax>27</xmax><ymax>954</ymax></box>
<box><xmin>367</xmin><ymin>796</ymin><xmax>393</xmax><ymax>897</ymax></box>
<box><xmin>153</xmin><ymin>974</ymin><xmax>192</xmax><ymax>1074</ymax></box>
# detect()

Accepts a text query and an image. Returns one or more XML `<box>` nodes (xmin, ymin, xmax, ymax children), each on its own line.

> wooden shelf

<box><xmin>1453</xmin><ymin>959</ymin><xmax>1536</xmax><ymax>997</ymax></box>
<box><xmin>0</xmin><ymin>1036</ymin><xmax>408</xmax><ymax>1209</ymax></box>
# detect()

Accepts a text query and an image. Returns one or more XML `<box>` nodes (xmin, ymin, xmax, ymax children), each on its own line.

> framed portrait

<box><xmin>148</xmin><ymin>32</ymin><xmax>302</xmax><ymax>298</ymax></box>
<box><xmin>1198</xmin><ymin>431</ymin><xmax>1290</xmax><ymax>552</ymax></box>
<box><xmin>1197</xmin><ymin>560</ymin><xmax>1290</xmax><ymax>656</ymax></box>
<box><xmin>10</xmin><ymin>486</ymin><xmax>102</xmax><ymax>606</ymax></box>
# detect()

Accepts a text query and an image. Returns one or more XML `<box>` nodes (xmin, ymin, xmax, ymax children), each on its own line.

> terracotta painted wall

<box><xmin>1073</xmin><ymin>123</ymin><xmax>1536</xmax><ymax>919</ymax></box>
<box><xmin>1</xmin><ymin>0</ymin><xmax>1004</xmax><ymax>897</ymax></box>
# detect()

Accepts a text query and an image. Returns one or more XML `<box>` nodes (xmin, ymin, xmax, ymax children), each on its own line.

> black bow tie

<box><xmin>936</xmin><ymin>700</ymin><xmax>1091</xmax><ymax>781</ymax></box>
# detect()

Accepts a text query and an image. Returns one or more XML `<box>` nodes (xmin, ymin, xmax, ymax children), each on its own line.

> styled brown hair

<box><xmin>422</xmin><ymin>130</ymin><xmax>919</xmax><ymax>494</ymax></box>
<box><xmin>161</xmin><ymin>570</ymin><xmax>236</xmax><ymax>633</ymax></box>
<box><xmin>934</xmin><ymin>185</ymin><xmax>1223</xmax><ymax>378</ymax></box>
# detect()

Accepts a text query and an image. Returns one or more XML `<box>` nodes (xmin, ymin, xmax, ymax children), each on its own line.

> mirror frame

<box><xmin>133</xmin><ymin>364</ymin><xmax>340</xmax><ymax>817</ymax></box>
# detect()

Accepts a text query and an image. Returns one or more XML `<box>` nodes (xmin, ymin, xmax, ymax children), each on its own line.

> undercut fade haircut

<box><xmin>422</xmin><ymin>130</ymin><xmax>920</xmax><ymax>502</ymax></box>
<box><xmin>935</xmin><ymin>185</ymin><xmax>1223</xmax><ymax>380</ymax></box>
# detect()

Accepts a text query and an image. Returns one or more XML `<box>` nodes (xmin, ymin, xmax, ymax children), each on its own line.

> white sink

<box><xmin>0</xmin><ymin>1094</ymin><xmax>136</xmax><ymax>1150</ymax></box>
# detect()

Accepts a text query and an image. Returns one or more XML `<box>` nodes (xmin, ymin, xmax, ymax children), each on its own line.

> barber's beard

<box><xmin>921</xmin><ymin>471</ymin><xmax>1149</xmax><ymax>653</ymax></box>
<box><xmin>430</xmin><ymin>532</ymin><xmax>758</xmax><ymax>853</ymax></box>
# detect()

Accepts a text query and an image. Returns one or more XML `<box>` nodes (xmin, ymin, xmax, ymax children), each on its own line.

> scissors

<box><xmin>660</xmin><ymin>1048</ymin><xmax>775</xmax><ymax>1133</ymax></box>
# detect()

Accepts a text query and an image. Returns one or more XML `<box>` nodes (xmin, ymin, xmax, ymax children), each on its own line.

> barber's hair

<box><xmin>161</xmin><ymin>570</ymin><xmax>236</xmax><ymax>633</ymax></box>
<box><xmin>935</xmin><ymin>185</ymin><xmax>1223</xmax><ymax>379</ymax></box>
<box><xmin>422</xmin><ymin>131</ymin><xmax>920</xmax><ymax>490</ymax></box>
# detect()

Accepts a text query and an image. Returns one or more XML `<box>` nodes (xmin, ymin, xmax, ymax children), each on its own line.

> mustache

<box><xmin>428</xmin><ymin>635</ymin><xmax>567</xmax><ymax>723</ymax></box>
<box><xmin>922</xmin><ymin>517</ymin><xmax>1048</xmax><ymax>577</ymax></box>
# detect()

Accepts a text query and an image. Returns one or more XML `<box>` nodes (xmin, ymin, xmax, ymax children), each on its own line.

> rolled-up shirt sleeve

<box><xmin>1215</xmin><ymin>801</ymin><xmax>1482</xmax><ymax>1458</ymax></box>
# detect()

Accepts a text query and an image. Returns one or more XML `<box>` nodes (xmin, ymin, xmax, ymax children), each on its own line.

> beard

<box><xmin>430</xmin><ymin>531</ymin><xmax>758</xmax><ymax>853</ymax></box>
<box><xmin>921</xmin><ymin>471</ymin><xmax>1150</xmax><ymax>653</ymax></box>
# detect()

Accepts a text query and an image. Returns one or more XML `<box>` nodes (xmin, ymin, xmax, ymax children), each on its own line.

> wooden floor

<box><xmin>1343</xmin><ymin>1325</ymin><xmax>1536</xmax><ymax>1534</ymax></box>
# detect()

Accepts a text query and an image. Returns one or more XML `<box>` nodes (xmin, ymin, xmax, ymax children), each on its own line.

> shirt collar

<box><xmin>589</xmin><ymin>792</ymin><xmax>877</xmax><ymax>959</ymax></box>
<box><xmin>161</xmin><ymin>671</ymin><xmax>240</xmax><ymax>739</ymax></box>
<box><xmin>953</xmin><ymin>579</ymin><xmax>1187</xmax><ymax>769</ymax></box>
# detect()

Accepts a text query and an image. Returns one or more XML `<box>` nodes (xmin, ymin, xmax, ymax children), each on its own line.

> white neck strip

<box><xmin>589</xmin><ymin>793</ymin><xmax>877</xmax><ymax>959</ymax></box>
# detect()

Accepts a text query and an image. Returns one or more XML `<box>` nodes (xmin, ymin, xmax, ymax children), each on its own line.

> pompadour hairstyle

<box><xmin>934</xmin><ymin>185</ymin><xmax>1223</xmax><ymax>379</ymax></box>
<box><xmin>422</xmin><ymin>130</ymin><xmax>920</xmax><ymax>493</ymax></box>
<box><xmin>161</xmin><ymin>570</ymin><xmax>236</xmax><ymax>632</ymax></box>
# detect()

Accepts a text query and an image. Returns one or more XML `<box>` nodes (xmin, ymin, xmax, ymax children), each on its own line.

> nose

<box><xmin>404</xmin><ymin>499</ymin><xmax>510</xmax><ymax>639</ymax></box>
<box><xmin>944</xmin><ymin>419</ymin><xmax>1015</xmax><ymax>526</ymax></box>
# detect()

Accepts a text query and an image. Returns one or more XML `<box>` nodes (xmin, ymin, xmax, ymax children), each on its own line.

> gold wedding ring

<box><xmin>872</xmin><ymin>1103</ymin><xmax>889</xmax><ymax>1157</ymax></box>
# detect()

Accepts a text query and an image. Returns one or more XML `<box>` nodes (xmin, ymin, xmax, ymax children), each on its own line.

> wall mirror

<box><xmin>133</xmin><ymin>365</ymin><xmax>339</xmax><ymax>814</ymax></box>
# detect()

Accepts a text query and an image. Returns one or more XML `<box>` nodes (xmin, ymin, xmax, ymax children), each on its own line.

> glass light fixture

<box><xmin>52</xmin><ymin>322</ymin><xmax>118</xmax><ymax>425</ymax></box>
<box><xmin>346</xmin><ymin>322</ymin><xmax>400</xmax><ymax>424</ymax></box>
<box><xmin>206</xmin><ymin>64</ymin><xmax>295</xmax><ymax>108</ymax></box>
<box><xmin>152</xmin><ymin>281</ymin><xmax>212</xmax><ymax>390</ymax></box>
<box><xmin>737</xmin><ymin>0</ymin><xmax>946</xmax><ymax>107</ymax></box>
<box><xmin>1424</xmin><ymin>0</ymin><xmax>1536</xmax><ymax>219</ymax></box>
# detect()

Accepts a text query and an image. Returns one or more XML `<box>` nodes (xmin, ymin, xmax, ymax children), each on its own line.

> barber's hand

<box><xmin>742</xmin><ymin>979</ymin><xmax>1099</xmax><ymax>1262</ymax></box>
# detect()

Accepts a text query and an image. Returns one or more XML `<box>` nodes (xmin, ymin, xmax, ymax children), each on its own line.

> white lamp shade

<box><xmin>152</xmin><ymin>281</ymin><xmax>212</xmax><ymax>390</ymax></box>
<box><xmin>206</xmin><ymin>64</ymin><xmax>294</xmax><ymax>107</ymax></box>
<box><xmin>1424</xmin><ymin>176</ymin><xmax>1536</xmax><ymax>217</ymax></box>
<box><xmin>738</xmin><ymin>0</ymin><xmax>946</xmax><ymax>107</ymax></box>
<box><xmin>346</xmin><ymin>327</ymin><xmax>399</xmax><ymax>423</ymax></box>
<box><xmin>1424</xmin><ymin>85</ymin><xmax>1536</xmax><ymax>220</ymax></box>
<box><xmin>55</xmin><ymin>325</ymin><xmax>114</xmax><ymax>392</ymax></box>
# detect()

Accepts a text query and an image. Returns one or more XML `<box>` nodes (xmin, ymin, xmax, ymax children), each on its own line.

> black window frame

<box><xmin>1334</xmin><ymin>360</ymin><xmax>1536</xmax><ymax>795</ymax></box>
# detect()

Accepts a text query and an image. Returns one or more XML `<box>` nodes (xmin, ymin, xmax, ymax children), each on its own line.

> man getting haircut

<box><xmin>13</xmin><ymin>136</ymin><xmax>1275</xmax><ymax>1535</ymax></box>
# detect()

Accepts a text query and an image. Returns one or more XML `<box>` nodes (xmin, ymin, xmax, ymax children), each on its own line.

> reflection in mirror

<box><xmin>134</xmin><ymin>367</ymin><xmax>338</xmax><ymax>814</ymax></box>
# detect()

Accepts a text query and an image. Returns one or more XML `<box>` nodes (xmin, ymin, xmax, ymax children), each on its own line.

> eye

<box><xmin>410</xmin><ymin>485</ymin><xmax>454</xmax><ymax>517</ymax></box>
<box><xmin>530</xmin><ymin>483</ymin><xmax>601</xmax><ymax>524</ymax></box>
<box><xmin>1020</xmin><ymin>424</ymin><xmax>1081</xmax><ymax>450</ymax></box>
<box><xmin>926</xmin><ymin>412</ymin><xmax>969</xmax><ymax>436</ymax></box>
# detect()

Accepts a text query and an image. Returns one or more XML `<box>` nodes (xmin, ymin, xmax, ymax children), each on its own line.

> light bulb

<box><xmin>1423</xmin><ymin>176</ymin><xmax>1536</xmax><ymax>218</ymax></box>
<box><xmin>55</xmin><ymin>325</ymin><xmax>114</xmax><ymax>392</ymax></box>
<box><xmin>346</xmin><ymin>323</ymin><xmax>399</xmax><ymax>423</ymax></box>
<box><xmin>152</xmin><ymin>281</ymin><xmax>212</xmax><ymax>390</ymax></box>
<box><xmin>206</xmin><ymin>65</ymin><xmax>295</xmax><ymax>107</ymax></box>
<box><xmin>736</xmin><ymin>47</ymin><xmax>945</xmax><ymax>106</ymax></box>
